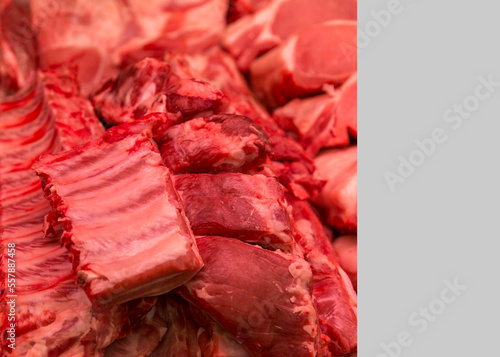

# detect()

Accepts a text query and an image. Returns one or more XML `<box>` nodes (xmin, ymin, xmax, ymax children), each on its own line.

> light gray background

<box><xmin>359</xmin><ymin>0</ymin><xmax>500</xmax><ymax>355</ymax></box>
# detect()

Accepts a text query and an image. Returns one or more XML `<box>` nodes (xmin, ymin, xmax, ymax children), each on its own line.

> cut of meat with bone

<box><xmin>0</xmin><ymin>0</ymin><xmax>36</xmax><ymax>97</ymax></box>
<box><xmin>159</xmin><ymin>114</ymin><xmax>271</xmax><ymax>174</ymax></box>
<box><xmin>177</xmin><ymin>236</ymin><xmax>322</xmax><ymax>357</ymax></box>
<box><xmin>250</xmin><ymin>20</ymin><xmax>357</xmax><ymax>109</ymax></box>
<box><xmin>224</xmin><ymin>0</ymin><xmax>356</xmax><ymax>71</ymax></box>
<box><xmin>92</xmin><ymin>58</ymin><xmax>227</xmax><ymax>126</ymax></box>
<box><xmin>288</xmin><ymin>198</ymin><xmax>357</xmax><ymax>355</ymax></box>
<box><xmin>41</xmin><ymin>64</ymin><xmax>106</xmax><ymax>150</ymax></box>
<box><xmin>312</xmin><ymin>146</ymin><xmax>357</xmax><ymax>234</ymax></box>
<box><xmin>174</xmin><ymin>173</ymin><xmax>295</xmax><ymax>251</ymax></box>
<box><xmin>0</xmin><ymin>76</ymin><xmax>128</xmax><ymax>355</ymax></box>
<box><xmin>104</xmin><ymin>306</ymin><xmax>167</xmax><ymax>357</ymax></box>
<box><xmin>33</xmin><ymin>119</ymin><xmax>204</xmax><ymax>306</ymax></box>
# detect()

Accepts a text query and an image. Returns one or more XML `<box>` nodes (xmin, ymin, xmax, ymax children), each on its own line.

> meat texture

<box><xmin>0</xmin><ymin>0</ymin><xmax>36</xmax><ymax>97</ymax></box>
<box><xmin>226</xmin><ymin>0</ymin><xmax>274</xmax><ymax>23</ymax></box>
<box><xmin>174</xmin><ymin>173</ymin><xmax>295</xmax><ymax>251</ymax></box>
<box><xmin>104</xmin><ymin>306</ymin><xmax>167</xmax><ymax>357</ymax></box>
<box><xmin>250</xmin><ymin>20</ymin><xmax>357</xmax><ymax>108</ymax></box>
<box><xmin>92</xmin><ymin>58</ymin><xmax>227</xmax><ymax>126</ymax></box>
<box><xmin>41</xmin><ymin>63</ymin><xmax>106</xmax><ymax>150</ymax></box>
<box><xmin>289</xmin><ymin>198</ymin><xmax>357</xmax><ymax>355</ymax></box>
<box><xmin>311</xmin><ymin>146</ymin><xmax>357</xmax><ymax>234</ymax></box>
<box><xmin>149</xmin><ymin>295</ymin><xmax>201</xmax><ymax>357</ymax></box>
<box><xmin>0</xmin><ymin>77</ymin><xmax>127</xmax><ymax>355</ymax></box>
<box><xmin>177</xmin><ymin>236</ymin><xmax>322</xmax><ymax>357</ymax></box>
<box><xmin>33</xmin><ymin>119</ymin><xmax>204</xmax><ymax>306</ymax></box>
<box><xmin>224</xmin><ymin>0</ymin><xmax>356</xmax><ymax>70</ymax></box>
<box><xmin>159</xmin><ymin>114</ymin><xmax>271</xmax><ymax>174</ymax></box>
<box><xmin>332</xmin><ymin>235</ymin><xmax>357</xmax><ymax>290</ymax></box>
<box><xmin>30</xmin><ymin>0</ymin><xmax>228</xmax><ymax>94</ymax></box>
<box><xmin>164</xmin><ymin>48</ymin><xmax>323</xmax><ymax>199</ymax></box>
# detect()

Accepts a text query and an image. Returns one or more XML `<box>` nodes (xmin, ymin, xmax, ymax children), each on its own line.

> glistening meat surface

<box><xmin>33</xmin><ymin>120</ymin><xmax>204</xmax><ymax>306</ymax></box>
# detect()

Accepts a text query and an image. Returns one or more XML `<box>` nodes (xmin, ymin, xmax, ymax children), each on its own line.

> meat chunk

<box><xmin>336</xmin><ymin>72</ymin><xmax>357</xmax><ymax>138</ymax></box>
<box><xmin>164</xmin><ymin>49</ymin><xmax>323</xmax><ymax>199</ymax></box>
<box><xmin>33</xmin><ymin>119</ymin><xmax>204</xmax><ymax>305</ymax></box>
<box><xmin>0</xmin><ymin>76</ymin><xmax>128</xmax><ymax>355</ymax></box>
<box><xmin>150</xmin><ymin>295</ymin><xmax>202</xmax><ymax>357</ymax></box>
<box><xmin>159</xmin><ymin>114</ymin><xmax>271</xmax><ymax>174</ymax></box>
<box><xmin>104</xmin><ymin>306</ymin><xmax>167</xmax><ymax>357</ymax></box>
<box><xmin>224</xmin><ymin>0</ymin><xmax>356</xmax><ymax>70</ymax></box>
<box><xmin>333</xmin><ymin>235</ymin><xmax>357</xmax><ymax>290</ymax></box>
<box><xmin>289</xmin><ymin>198</ymin><xmax>357</xmax><ymax>355</ymax></box>
<box><xmin>250</xmin><ymin>20</ymin><xmax>357</xmax><ymax>108</ymax></box>
<box><xmin>177</xmin><ymin>236</ymin><xmax>322</xmax><ymax>357</ymax></box>
<box><xmin>41</xmin><ymin>63</ymin><xmax>106</xmax><ymax>150</ymax></box>
<box><xmin>311</xmin><ymin>146</ymin><xmax>357</xmax><ymax>234</ymax></box>
<box><xmin>92</xmin><ymin>58</ymin><xmax>227</xmax><ymax>126</ymax></box>
<box><xmin>174</xmin><ymin>173</ymin><xmax>295</xmax><ymax>251</ymax></box>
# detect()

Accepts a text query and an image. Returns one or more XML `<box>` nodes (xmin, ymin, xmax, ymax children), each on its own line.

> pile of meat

<box><xmin>0</xmin><ymin>0</ymin><xmax>357</xmax><ymax>356</ymax></box>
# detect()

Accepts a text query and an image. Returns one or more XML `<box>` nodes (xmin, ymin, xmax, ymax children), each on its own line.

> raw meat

<box><xmin>289</xmin><ymin>198</ymin><xmax>357</xmax><ymax>355</ymax></box>
<box><xmin>312</xmin><ymin>146</ymin><xmax>357</xmax><ymax>234</ymax></box>
<box><xmin>92</xmin><ymin>58</ymin><xmax>227</xmax><ymax>126</ymax></box>
<box><xmin>159</xmin><ymin>114</ymin><xmax>271</xmax><ymax>174</ymax></box>
<box><xmin>336</xmin><ymin>72</ymin><xmax>357</xmax><ymax>139</ymax></box>
<box><xmin>332</xmin><ymin>235</ymin><xmax>357</xmax><ymax>290</ymax></box>
<box><xmin>224</xmin><ymin>0</ymin><xmax>356</xmax><ymax>70</ymax></box>
<box><xmin>33</xmin><ymin>119</ymin><xmax>204</xmax><ymax>305</ymax></box>
<box><xmin>0</xmin><ymin>76</ymin><xmax>128</xmax><ymax>355</ymax></box>
<box><xmin>226</xmin><ymin>0</ymin><xmax>274</xmax><ymax>23</ymax></box>
<box><xmin>250</xmin><ymin>20</ymin><xmax>357</xmax><ymax>108</ymax></box>
<box><xmin>150</xmin><ymin>295</ymin><xmax>201</xmax><ymax>357</ymax></box>
<box><xmin>174</xmin><ymin>173</ymin><xmax>296</xmax><ymax>251</ymax></box>
<box><xmin>118</xmin><ymin>0</ymin><xmax>229</xmax><ymax>64</ymax></box>
<box><xmin>41</xmin><ymin>63</ymin><xmax>106</xmax><ymax>150</ymax></box>
<box><xmin>104</xmin><ymin>306</ymin><xmax>167</xmax><ymax>357</ymax></box>
<box><xmin>177</xmin><ymin>236</ymin><xmax>322</xmax><ymax>357</ymax></box>
<box><xmin>164</xmin><ymin>49</ymin><xmax>323</xmax><ymax>199</ymax></box>
<box><xmin>0</xmin><ymin>0</ymin><xmax>36</xmax><ymax>97</ymax></box>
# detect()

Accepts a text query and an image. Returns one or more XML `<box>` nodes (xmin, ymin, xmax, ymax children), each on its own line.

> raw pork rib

<box><xmin>223</xmin><ymin>0</ymin><xmax>356</xmax><ymax>70</ymax></box>
<box><xmin>250</xmin><ymin>20</ymin><xmax>357</xmax><ymax>108</ymax></box>
<box><xmin>311</xmin><ymin>146</ymin><xmax>357</xmax><ymax>234</ymax></box>
<box><xmin>33</xmin><ymin>119</ymin><xmax>204</xmax><ymax>305</ymax></box>
<box><xmin>174</xmin><ymin>173</ymin><xmax>295</xmax><ymax>251</ymax></box>
<box><xmin>159</xmin><ymin>114</ymin><xmax>271</xmax><ymax>174</ymax></box>
<box><xmin>41</xmin><ymin>64</ymin><xmax>106</xmax><ymax>150</ymax></box>
<box><xmin>0</xmin><ymin>77</ymin><xmax>127</xmax><ymax>355</ymax></box>
<box><xmin>92</xmin><ymin>58</ymin><xmax>227</xmax><ymax>126</ymax></box>
<box><xmin>289</xmin><ymin>198</ymin><xmax>357</xmax><ymax>355</ymax></box>
<box><xmin>177</xmin><ymin>236</ymin><xmax>322</xmax><ymax>357</ymax></box>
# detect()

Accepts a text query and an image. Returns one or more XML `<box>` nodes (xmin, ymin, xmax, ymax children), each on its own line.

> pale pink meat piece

<box><xmin>33</xmin><ymin>119</ymin><xmax>204</xmax><ymax>306</ymax></box>
<box><xmin>177</xmin><ymin>236</ymin><xmax>322</xmax><ymax>357</ymax></box>
<box><xmin>223</xmin><ymin>0</ymin><xmax>356</xmax><ymax>70</ymax></box>
<box><xmin>312</xmin><ymin>146</ymin><xmax>357</xmax><ymax>234</ymax></box>
<box><xmin>250</xmin><ymin>20</ymin><xmax>357</xmax><ymax>109</ymax></box>
<box><xmin>332</xmin><ymin>235</ymin><xmax>357</xmax><ymax>290</ymax></box>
